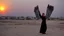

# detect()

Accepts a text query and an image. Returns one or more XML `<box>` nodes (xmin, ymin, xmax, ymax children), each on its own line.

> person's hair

<box><xmin>42</xmin><ymin>13</ymin><xmax>45</xmax><ymax>16</ymax></box>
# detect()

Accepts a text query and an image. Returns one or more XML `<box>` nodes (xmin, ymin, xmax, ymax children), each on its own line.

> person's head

<box><xmin>42</xmin><ymin>13</ymin><xmax>45</xmax><ymax>16</ymax></box>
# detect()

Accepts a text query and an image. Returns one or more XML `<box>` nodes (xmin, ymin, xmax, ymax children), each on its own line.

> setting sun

<box><xmin>0</xmin><ymin>6</ymin><xmax>5</xmax><ymax>11</ymax></box>
<box><xmin>0</xmin><ymin>4</ymin><xmax>7</xmax><ymax>15</ymax></box>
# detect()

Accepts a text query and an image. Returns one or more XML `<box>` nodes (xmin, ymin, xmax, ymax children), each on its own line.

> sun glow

<box><xmin>0</xmin><ymin>4</ymin><xmax>7</xmax><ymax>15</ymax></box>
<box><xmin>0</xmin><ymin>6</ymin><xmax>5</xmax><ymax>11</ymax></box>
<box><xmin>0</xmin><ymin>0</ymin><xmax>11</xmax><ymax>15</ymax></box>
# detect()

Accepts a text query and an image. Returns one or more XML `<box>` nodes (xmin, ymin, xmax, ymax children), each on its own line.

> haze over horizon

<box><xmin>0</xmin><ymin>0</ymin><xmax>64</xmax><ymax>17</ymax></box>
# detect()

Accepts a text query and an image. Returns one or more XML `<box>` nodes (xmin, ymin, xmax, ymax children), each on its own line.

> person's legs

<box><xmin>40</xmin><ymin>22</ymin><xmax>47</xmax><ymax>34</ymax></box>
<box><xmin>40</xmin><ymin>32</ymin><xmax>46</xmax><ymax>34</ymax></box>
<box><xmin>40</xmin><ymin>26</ymin><xmax>42</xmax><ymax>33</ymax></box>
<box><xmin>42</xmin><ymin>25</ymin><xmax>47</xmax><ymax>34</ymax></box>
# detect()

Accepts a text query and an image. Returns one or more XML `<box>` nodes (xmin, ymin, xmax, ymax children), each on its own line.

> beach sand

<box><xmin>0</xmin><ymin>20</ymin><xmax>64</xmax><ymax>36</ymax></box>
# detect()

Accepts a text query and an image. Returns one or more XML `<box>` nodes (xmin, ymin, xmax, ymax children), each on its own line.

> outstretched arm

<box><xmin>39</xmin><ymin>11</ymin><xmax>42</xmax><ymax>19</ymax></box>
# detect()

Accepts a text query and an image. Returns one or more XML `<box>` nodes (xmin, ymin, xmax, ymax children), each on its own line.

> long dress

<box><xmin>39</xmin><ymin>13</ymin><xmax>47</xmax><ymax>34</ymax></box>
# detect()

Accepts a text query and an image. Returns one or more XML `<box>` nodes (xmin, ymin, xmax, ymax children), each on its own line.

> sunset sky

<box><xmin>0</xmin><ymin>0</ymin><xmax>64</xmax><ymax>17</ymax></box>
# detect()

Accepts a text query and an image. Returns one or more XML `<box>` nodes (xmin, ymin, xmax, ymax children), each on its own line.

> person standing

<box><xmin>39</xmin><ymin>13</ymin><xmax>47</xmax><ymax>34</ymax></box>
<box><xmin>34</xmin><ymin>4</ymin><xmax>54</xmax><ymax>34</ymax></box>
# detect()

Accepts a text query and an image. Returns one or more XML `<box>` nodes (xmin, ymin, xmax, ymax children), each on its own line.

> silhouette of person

<box><xmin>39</xmin><ymin>13</ymin><xmax>47</xmax><ymax>34</ymax></box>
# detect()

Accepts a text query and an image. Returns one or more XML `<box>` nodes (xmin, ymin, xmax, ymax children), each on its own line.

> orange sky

<box><xmin>0</xmin><ymin>0</ymin><xmax>12</xmax><ymax>15</ymax></box>
<box><xmin>0</xmin><ymin>0</ymin><xmax>12</xmax><ymax>6</ymax></box>
<box><xmin>0</xmin><ymin>0</ymin><xmax>64</xmax><ymax>17</ymax></box>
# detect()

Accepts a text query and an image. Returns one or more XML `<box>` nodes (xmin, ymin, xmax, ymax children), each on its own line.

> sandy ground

<box><xmin>0</xmin><ymin>20</ymin><xmax>64</xmax><ymax>36</ymax></box>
